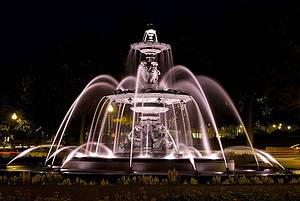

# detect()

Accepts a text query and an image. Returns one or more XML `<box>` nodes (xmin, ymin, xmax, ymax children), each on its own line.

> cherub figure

<box><xmin>148</xmin><ymin>62</ymin><xmax>160</xmax><ymax>84</ymax></box>
<box><xmin>138</xmin><ymin>61</ymin><xmax>149</xmax><ymax>85</ymax></box>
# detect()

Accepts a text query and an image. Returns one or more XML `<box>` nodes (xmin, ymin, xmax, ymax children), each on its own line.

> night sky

<box><xmin>0</xmin><ymin>0</ymin><xmax>300</xmax><ymax>132</ymax></box>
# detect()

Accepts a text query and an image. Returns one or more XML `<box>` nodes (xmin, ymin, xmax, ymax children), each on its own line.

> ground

<box><xmin>0</xmin><ymin>184</ymin><xmax>300</xmax><ymax>201</ymax></box>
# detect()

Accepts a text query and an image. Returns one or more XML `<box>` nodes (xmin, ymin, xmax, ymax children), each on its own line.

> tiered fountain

<box><xmin>8</xmin><ymin>27</ymin><xmax>285</xmax><ymax>175</ymax></box>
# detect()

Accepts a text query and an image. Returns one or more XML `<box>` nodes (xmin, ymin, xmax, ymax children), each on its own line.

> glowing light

<box><xmin>108</xmin><ymin>105</ymin><xmax>114</xmax><ymax>113</ymax></box>
<box><xmin>138</xmin><ymin>154</ymin><xmax>150</xmax><ymax>158</ymax></box>
<box><xmin>279</xmin><ymin>123</ymin><xmax>282</xmax><ymax>127</ymax></box>
<box><xmin>272</xmin><ymin>124</ymin><xmax>276</xmax><ymax>128</ymax></box>
<box><xmin>11</xmin><ymin>113</ymin><xmax>18</xmax><ymax>120</ymax></box>
<box><xmin>75</xmin><ymin>152</ymin><xmax>87</xmax><ymax>158</ymax></box>
<box><xmin>164</xmin><ymin>154</ymin><xmax>176</xmax><ymax>159</ymax></box>
<box><xmin>206</xmin><ymin>153</ymin><xmax>219</xmax><ymax>160</ymax></box>
<box><xmin>287</xmin><ymin>125</ymin><xmax>291</xmax><ymax>130</ymax></box>
<box><xmin>192</xmin><ymin>132</ymin><xmax>201</xmax><ymax>138</ymax></box>
<box><xmin>130</xmin><ymin>106</ymin><xmax>169</xmax><ymax>113</ymax></box>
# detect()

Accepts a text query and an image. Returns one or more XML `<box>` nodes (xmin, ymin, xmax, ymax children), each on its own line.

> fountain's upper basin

<box><xmin>107</xmin><ymin>89</ymin><xmax>191</xmax><ymax>105</ymax></box>
<box><xmin>130</xmin><ymin>42</ymin><xmax>171</xmax><ymax>55</ymax></box>
<box><xmin>108</xmin><ymin>89</ymin><xmax>191</xmax><ymax>113</ymax></box>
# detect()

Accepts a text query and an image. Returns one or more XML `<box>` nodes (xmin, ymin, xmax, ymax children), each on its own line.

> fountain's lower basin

<box><xmin>61</xmin><ymin>157</ymin><xmax>235</xmax><ymax>173</ymax></box>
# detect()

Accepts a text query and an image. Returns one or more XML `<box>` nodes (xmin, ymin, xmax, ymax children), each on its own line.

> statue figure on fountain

<box><xmin>138</xmin><ymin>61</ymin><xmax>149</xmax><ymax>87</ymax></box>
<box><xmin>123</xmin><ymin>119</ymin><xmax>172</xmax><ymax>153</ymax></box>
<box><xmin>138</xmin><ymin>60</ymin><xmax>161</xmax><ymax>89</ymax></box>
<box><xmin>148</xmin><ymin>61</ymin><xmax>160</xmax><ymax>85</ymax></box>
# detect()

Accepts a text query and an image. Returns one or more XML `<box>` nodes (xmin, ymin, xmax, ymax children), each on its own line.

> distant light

<box><xmin>272</xmin><ymin>124</ymin><xmax>276</xmax><ymax>128</ymax></box>
<box><xmin>192</xmin><ymin>132</ymin><xmax>201</xmax><ymax>139</ymax></box>
<box><xmin>279</xmin><ymin>123</ymin><xmax>282</xmax><ymax>127</ymax></box>
<box><xmin>287</xmin><ymin>126</ymin><xmax>291</xmax><ymax>130</ymax></box>
<box><xmin>278</xmin><ymin>126</ymin><xmax>281</xmax><ymax>130</ymax></box>
<box><xmin>11</xmin><ymin>113</ymin><xmax>18</xmax><ymax>120</ymax></box>
<box><xmin>108</xmin><ymin>105</ymin><xmax>114</xmax><ymax>113</ymax></box>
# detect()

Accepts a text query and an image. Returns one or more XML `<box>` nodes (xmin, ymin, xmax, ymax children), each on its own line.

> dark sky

<box><xmin>0</xmin><ymin>0</ymin><xmax>299</xmax><ymax>130</ymax></box>
<box><xmin>0</xmin><ymin>1</ymin><xmax>298</xmax><ymax>79</ymax></box>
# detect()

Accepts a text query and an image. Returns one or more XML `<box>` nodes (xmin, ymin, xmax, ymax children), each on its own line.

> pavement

<box><xmin>266</xmin><ymin>147</ymin><xmax>300</xmax><ymax>173</ymax></box>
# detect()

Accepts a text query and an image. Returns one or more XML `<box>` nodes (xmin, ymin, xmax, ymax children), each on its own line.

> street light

<box><xmin>6</xmin><ymin>113</ymin><xmax>18</xmax><ymax>145</ymax></box>
<box><xmin>11</xmin><ymin>113</ymin><xmax>18</xmax><ymax>120</ymax></box>
<box><xmin>108</xmin><ymin>105</ymin><xmax>114</xmax><ymax>113</ymax></box>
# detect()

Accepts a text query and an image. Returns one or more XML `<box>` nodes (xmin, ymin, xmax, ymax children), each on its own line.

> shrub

<box><xmin>74</xmin><ymin>177</ymin><xmax>88</xmax><ymax>185</ymax></box>
<box><xmin>222</xmin><ymin>176</ymin><xmax>236</xmax><ymax>184</ymax></box>
<box><xmin>137</xmin><ymin>176</ymin><xmax>160</xmax><ymax>185</ymax></box>
<box><xmin>100</xmin><ymin>179</ymin><xmax>109</xmax><ymax>185</ymax></box>
<box><xmin>212</xmin><ymin>176</ymin><xmax>221</xmax><ymax>184</ymax></box>
<box><xmin>0</xmin><ymin>175</ymin><xmax>9</xmax><ymax>185</ymax></box>
<box><xmin>19</xmin><ymin>172</ymin><xmax>31</xmax><ymax>184</ymax></box>
<box><xmin>117</xmin><ymin>176</ymin><xmax>130</xmax><ymax>185</ymax></box>
<box><xmin>31</xmin><ymin>174</ymin><xmax>42</xmax><ymax>184</ymax></box>
<box><xmin>190</xmin><ymin>177</ymin><xmax>198</xmax><ymax>185</ymax></box>
<box><xmin>167</xmin><ymin>168</ymin><xmax>178</xmax><ymax>184</ymax></box>
<box><xmin>44</xmin><ymin>172</ymin><xmax>64</xmax><ymax>185</ymax></box>
<box><xmin>261</xmin><ymin>176</ymin><xmax>274</xmax><ymax>184</ymax></box>
<box><xmin>250</xmin><ymin>176</ymin><xmax>263</xmax><ymax>184</ymax></box>
<box><xmin>62</xmin><ymin>178</ymin><xmax>72</xmax><ymax>186</ymax></box>
<box><xmin>277</xmin><ymin>178</ymin><xmax>284</xmax><ymax>184</ymax></box>
<box><xmin>237</xmin><ymin>175</ymin><xmax>251</xmax><ymax>184</ymax></box>
<box><xmin>160</xmin><ymin>178</ymin><xmax>169</xmax><ymax>185</ymax></box>
<box><xmin>289</xmin><ymin>177</ymin><xmax>299</xmax><ymax>184</ymax></box>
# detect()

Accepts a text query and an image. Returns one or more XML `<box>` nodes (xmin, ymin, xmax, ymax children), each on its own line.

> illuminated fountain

<box><xmin>8</xmin><ymin>27</ymin><xmax>285</xmax><ymax>174</ymax></box>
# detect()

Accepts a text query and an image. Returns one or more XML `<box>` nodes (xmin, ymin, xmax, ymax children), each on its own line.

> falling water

<box><xmin>129</xmin><ymin>66</ymin><xmax>143</xmax><ymax>168</ymax></box>
<box><xmin>160</xmin><ymin>65</ymin><xmax>228</xmax><ymax>168</ymax></box>
<box><xmin>196</xmin><ymin>75</ymin><xmax>260</xmax><ymax>168</ymax></box>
